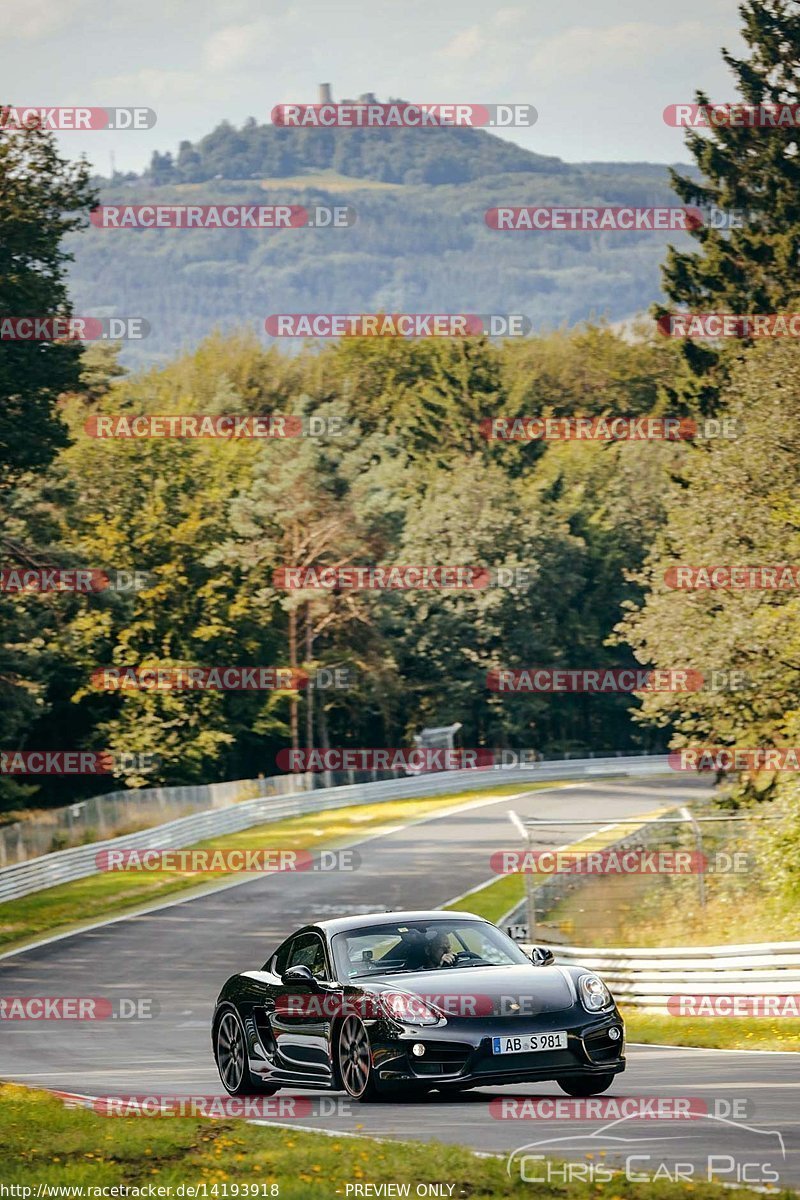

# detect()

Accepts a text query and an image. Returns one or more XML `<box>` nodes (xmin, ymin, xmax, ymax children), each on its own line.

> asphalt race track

<box><xmin>1</xmin><ymin>776</ymin><xmax>798</xmax><ymax>1189</ymax></box>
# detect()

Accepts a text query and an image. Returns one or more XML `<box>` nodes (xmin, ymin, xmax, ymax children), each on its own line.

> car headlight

<box><xmin>578</xmin><ymin>973</ymin><xmax>613</xmax><ymax>1012</ymax></box>
<box><xmin>380</xmin><ymin>991</ymin><xmax>445</xmax><ymax>1026</ymax></box>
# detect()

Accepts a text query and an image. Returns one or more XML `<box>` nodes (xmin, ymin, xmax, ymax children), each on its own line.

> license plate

<box><xmin>491</xmin><ymin>1031</ymin><xmax>568</xmax><ymax>1054</ymax></box>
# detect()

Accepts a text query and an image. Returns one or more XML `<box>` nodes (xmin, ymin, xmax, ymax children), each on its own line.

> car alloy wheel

<box><xmin>338</xmin><ymin>1015</ymin><xmax>374</xmax><ymax>1099</ymax></box>
<box><xmin>217</xmin><ymin>1010</ymin><xmax>247</xmax><ymax>1094</ymax></box>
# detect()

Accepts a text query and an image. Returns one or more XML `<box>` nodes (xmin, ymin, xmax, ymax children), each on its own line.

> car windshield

<box><xmin>331</xmin><ymin>919</ymin><xmax>531</xmax><ymax>979</ymax></box>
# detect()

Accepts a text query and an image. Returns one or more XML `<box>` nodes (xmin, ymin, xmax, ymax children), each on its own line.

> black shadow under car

<box><xmin>212</xmin><ymin>909</ymin><xmax>625</xmax><ymax>1101</ymax></box>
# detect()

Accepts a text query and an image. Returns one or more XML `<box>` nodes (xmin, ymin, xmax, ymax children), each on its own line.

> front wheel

<box><xmin>557</xmin><ymin>1072</ymin><xmax>616</xmax><ymax>1097</ymax></box>
<box><xmin>337</xmin><ymin>1015</ymin><xmax>378</xmax><ymax>1100</ymax></box>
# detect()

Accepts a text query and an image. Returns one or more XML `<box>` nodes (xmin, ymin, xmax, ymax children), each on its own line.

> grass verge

<box><xmin>546</xmin><ymin>868</ymin><xmax>799</xmax><ymax>948</ymax></box>
<box><xmin>444</xmin><ymin>810</ymin><xmax>800</xmax><ymax>1053</ymax></box>
<box><xmin>0</xmin><ymin>782</ymin><xmax>544</xmax><ymax>955</ymax></box>
<box><xmin>0</xmin><ymin>1083</ymin><xmax>788</xmax><ymax>1199</ymax></box>
<box><xmin>622</xmin><ymin>1007</ymin><xmax>800</xmax><ymax>1052</ymax></box>
<box><xmin>445</xmin><ymin>809</ymin><xmax>670</xmax><ymax>926</ymax></box>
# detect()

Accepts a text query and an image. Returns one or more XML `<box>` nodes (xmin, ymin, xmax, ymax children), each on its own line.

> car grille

<box><xmin>409</xmin><ymin>1041</ymin><xmax>471</xmax><ymax>1076</ymax></box>
<box><xmin>474</xmin><ymin>1047</ymin><xmax>576</xmax><ymax>1074</ymax></box>
<box><xmin>584</xmin><ymin>1026</ymin><xmax>624</xmax><ymax>1063</ymax></box>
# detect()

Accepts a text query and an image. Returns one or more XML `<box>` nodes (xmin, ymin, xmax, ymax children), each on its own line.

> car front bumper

<box><xmin>371</xmin><ymin>1010</ymin><xmax>626</xmax><ymax>1085</ymax></box>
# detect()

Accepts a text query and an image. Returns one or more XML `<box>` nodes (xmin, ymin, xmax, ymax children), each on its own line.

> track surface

<box><xmin>1</xmin><ymin>776</ymin><xmax>798</xmax><ymax>1188</ymax></box>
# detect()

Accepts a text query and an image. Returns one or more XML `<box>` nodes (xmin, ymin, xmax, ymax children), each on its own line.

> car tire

<box><xmin>556</xmin><ymin>1072</ymin><xmax>616</xmax><ymax>1097</ymax></box>
<box><xmin>337</xmin><ymin>1015</ymin><xmax>379</xmax><ymax>1101</ymax></box>
<box><xmin>215</xmin><ymin>1008</ymin><xmax>280</xmax><ymax>1096</ymax></box>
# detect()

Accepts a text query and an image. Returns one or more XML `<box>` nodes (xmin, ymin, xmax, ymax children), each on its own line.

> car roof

<box><xmin>311</xmin><ymin>910</ymin><xmax>487</xmax><ymax>937</ymax></box>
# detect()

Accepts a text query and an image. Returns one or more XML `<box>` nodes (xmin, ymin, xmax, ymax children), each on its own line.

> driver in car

<box><xmin>424</xmin><ymin>929</ymin><xmax>457</xmax><ymax>968</ymax></box>
<box><xmin>395</xmin><ymin>927</ymin><xmax>457</xmax><ymax>969</ymax></box>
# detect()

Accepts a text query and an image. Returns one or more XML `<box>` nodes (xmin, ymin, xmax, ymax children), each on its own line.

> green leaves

<box><xmin>1</xmin><ymin>323</ymin><xmax>685</xmax><ymax>805</ymax></box>
<box><xmin>618</xmin><ymin>341</ymin><xmax>800</xmax><ymax>797</ymax></box>
<box><xmin>659</xmin><ymin>0</ymin><xmax>800</xmax><ymax>411</ymax></box>
<box><xmin>0</xmin><ymin>122</ymin><xmax>97</xmax><ymax>482</ymax></box>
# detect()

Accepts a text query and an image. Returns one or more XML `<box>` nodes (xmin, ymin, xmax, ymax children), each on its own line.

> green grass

<box><xmin>443</xmin><ymin>808</ymin><xmax>800</xmax><ymax>1054</ymax></box>
<box><xmin>446</xmin><ymin>810</ymin><xmax>670</xmax><ymax>926</ymax></box>
<box><xmin>546</xmin><ymin>867</ymin><xmax>800</xmax><ymax>948</ymax></box>
<box><xmin>0</xmin><ymin>1083</ymin><xmax>788</xmax><ymax>1199</ymax></box>
<box><xmin>0</xmin><ymin>782</ymin><xmax>544</xmax><ymax>955</ymax></box>
<box><xmin>257</xmin><ymin>169</ymin><xmax>405</xmax><ymax>192</ymax></box>
<box><xmin>623</xmin><ymin>1007</ymin><xmax>800</xmax><ymax>1052</ymax></box>
<box><xmin>544</xmin><ymin>868</ymin><xmax>800</xmax><ymax>1051</ymax></box>
<box><xmin>154</xmin><ymin>170</ymin><xmax>406</xmax><ymax>194</ymax></box>
<box><xmin>447</xmin><ymin>870</ymin><xmax>527</xmax><ymax>923</ymax></box>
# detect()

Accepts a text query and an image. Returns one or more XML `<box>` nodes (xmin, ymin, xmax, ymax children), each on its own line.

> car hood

<box><xmin>362</xmin><ymin>964</ymin><xmax>578</xmax><ymax>1016</ymax></box>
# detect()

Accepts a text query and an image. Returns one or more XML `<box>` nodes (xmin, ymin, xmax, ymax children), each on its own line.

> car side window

<box><xmin>272</xmin><ymin>937</ymin><xmax>293</xmax><ymax>976</ymax></box>
<box><xmin>286</xmin><ymin>932</ymin><xmax>328</xmax><ymax>980</ymax></box>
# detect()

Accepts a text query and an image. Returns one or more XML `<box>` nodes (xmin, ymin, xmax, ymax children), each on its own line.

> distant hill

<box><xmin>143</xmin><ymin>118</ymin><xmax>570</xmax><ymax>187</ymax></box>
<box><xmin>68</xmin><ymin>114</ymin><xmax>696</xmax><ymax>367</ymax></box>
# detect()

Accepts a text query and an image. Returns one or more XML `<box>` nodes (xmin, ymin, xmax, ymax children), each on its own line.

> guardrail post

<box><xmin>680</xmin><ymin>804</ymin><xmax>706</xmax><ymax>908</ymax></box>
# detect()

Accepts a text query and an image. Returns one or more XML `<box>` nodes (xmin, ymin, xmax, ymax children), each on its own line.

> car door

<box><xmin>269</xmin><ymin>931</ymin><xmax>338</xmax><ymax>1081</ymax></box>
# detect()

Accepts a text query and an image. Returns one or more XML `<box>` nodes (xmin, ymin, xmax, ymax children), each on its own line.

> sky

<box><xmin>0</xmin><ymin>0</ymin><xmax>746</xmax><ymax>175</ymax></box>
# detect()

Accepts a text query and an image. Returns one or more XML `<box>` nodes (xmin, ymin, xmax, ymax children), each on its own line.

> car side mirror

<box><xmin>529</xmin><ymin>946</ymin><xmax>555</xmax><ymax>966</ymax></box>
<box><xmin>282</xmin><ymin>964</ymin><xmax>320</xmax><ymax>988</ymax></box>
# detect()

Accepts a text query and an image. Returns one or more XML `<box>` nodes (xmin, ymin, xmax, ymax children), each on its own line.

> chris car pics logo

<box><xmin>507</xmin><ymin>1112</ymin><xmax>785</xmax><ymax>1187</ymax></box>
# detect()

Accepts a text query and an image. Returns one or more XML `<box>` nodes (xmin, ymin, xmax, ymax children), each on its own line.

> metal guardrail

<box><xmin>526</xmin><ymin>942</ymin><xmax>800</xmax><ymax>1009</ymax></box>
<box><xmin>0</xmin><ymin>775</ymin><xmax>312</xmax><ymax>867</ymax></box>
<box><xmin>503</xmin><ymin>808</ymin><xmax>678</xmax><ymax>940</ymax></box>
<box><xmin>0</xmin><ymin>754</ymin><xmax>670</xmax><ymax>904</ymax></box>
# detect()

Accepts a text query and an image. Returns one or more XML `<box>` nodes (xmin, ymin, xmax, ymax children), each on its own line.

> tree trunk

<box><xmin>305</xmin><ymin>614</ymin><xmax>314</xmax><ymax>754</ymax></box>
<box><xmin>288</xmin><ymin>607</ymin><xmax>298</xmax><ymax>757</ymax></box>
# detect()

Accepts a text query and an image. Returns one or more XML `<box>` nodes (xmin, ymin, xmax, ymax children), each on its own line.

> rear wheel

<box><xmin>215</xmin><ymin>1009</ymin><xmax>280</xmax><ymax>1096</ymax></box>
<box><xmin>557</xmin><ymin>1072</ymin><xmax>616</xmax><ymax>1097</ymax></box>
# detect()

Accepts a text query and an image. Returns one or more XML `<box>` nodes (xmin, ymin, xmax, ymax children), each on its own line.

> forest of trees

<box><xmin>0</xmin><ymin>324</ymin><xmax>686</xmax><ymax>809</ymax></box>
<box><xmin>2</xmin><ymin>0</ymin><xmax>800</xmax><ymax>894</ymax></box>
<box><xmin>68</xmin><ymin>158</ymin><xmax>692</xmax><ymax>371</ymax></box>
<box><xmin>144</xmin><ymin>119</ymin><xmax>568</xmax><ymax>187</ymax></box>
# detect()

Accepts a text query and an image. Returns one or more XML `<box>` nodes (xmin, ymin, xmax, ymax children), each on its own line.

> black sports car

<box><xmin>212</xmin><ymin>909</ymin><xmax>625</xmax><ymax>1101</ymax></box>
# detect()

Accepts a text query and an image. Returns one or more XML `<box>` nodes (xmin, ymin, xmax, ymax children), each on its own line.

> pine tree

<box><xmin>0</xmin><ymin>120</ymin><xmax>97</xmax><ymax>483</ymax></box>
<box><xmin>658</xmin><ymin>0</ymin><xmax>800</xmax><ymax>413</ymax></box>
